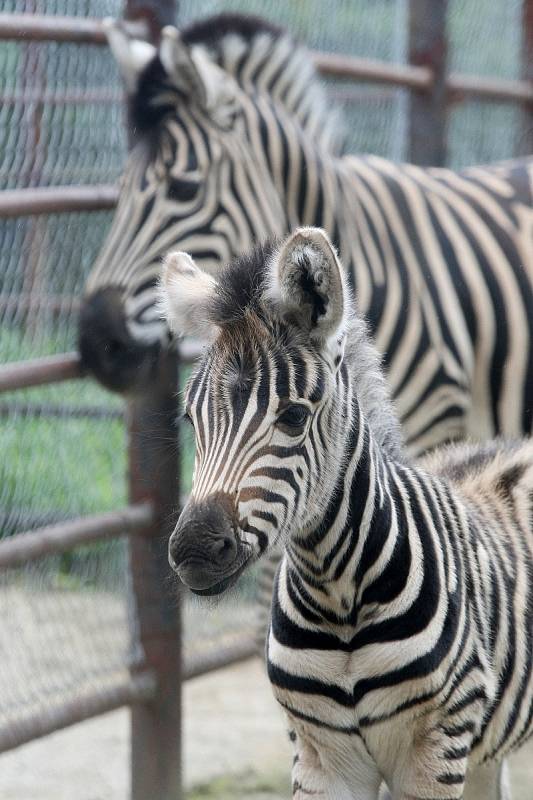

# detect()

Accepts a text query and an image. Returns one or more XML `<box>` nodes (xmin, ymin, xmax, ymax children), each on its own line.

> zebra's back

<box><xmin>338</xmin><ymin>155</ymin><xmax>533</xmax><ymax>451</ymax></box>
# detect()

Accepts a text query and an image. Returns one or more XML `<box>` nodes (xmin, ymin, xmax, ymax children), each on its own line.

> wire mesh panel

<box><xmin>0</xmin><ymin>541</ymin><xmax>137</xmax><ymax>741</ymax></box>
<box><xmin>179</xmin><ymin>0</ymin><xmax>410</xmax><ymax>160</ymax></box>
<box><xmin>0</xmin><ymin>0</ymin><xmax>136</xmax><ymax>750</ymax></box>
<box><xmin>447</xmin><ymin>0</ymin><xmax>524</xmax><ymax>167</ymax></box>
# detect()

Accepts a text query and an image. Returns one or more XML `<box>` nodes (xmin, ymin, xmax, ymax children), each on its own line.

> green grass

<box><xmin>1</xmin><ymin>328</ymin><xmax>126</xmax><ymax>537</ymax></box>
<box><xmin>0</xmin><ymin>327</ymin><xmax>196</xmax><ymax>542</ymax></box>
<box><xmin>1</xmin><ymin>413</ymin><xmax>126</xmax><ymax>519</ymax></box>
<box><xmin>186</xmin><ymin>770</ymin><xmax>290</xmax><ymax>799</ymax></box>
<box><xmin>0</xmin><ymin>326</ymin><xmax>270</xmax><ymax>603</ymax></box>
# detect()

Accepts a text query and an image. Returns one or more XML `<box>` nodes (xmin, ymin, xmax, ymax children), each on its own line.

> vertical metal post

<box><xmin>20</xmin><ymin>0</ymin><xmax>46</xmax><ymax>333</ymax></box>
<box><xmin>128</xmin><ymin>351</ymin><xmax>181</xmax><ymax>800</ymax></box>
<box><xmin>123</xmin><ymin>3</ymin><xmax>180</xmax><ymax>797</ymax></box>
<box><xmin>519</xmin><ymin>0</ymin><xmax>533</xmax><ymax>155</ymax></box>
<box><xmin>407</xmin><ymin>0</ymin><xmax>448</xmax><ymax>165</ymax></box>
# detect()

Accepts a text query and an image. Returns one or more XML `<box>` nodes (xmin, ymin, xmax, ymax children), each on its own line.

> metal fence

<box><xmin>1</xmin><ymin>2</ymin><xmax>533</xmax><ymax>798</ymax></box>
<box><xmin>0</xmin><ymin>345</ymin><xmax>256</xmax><ymax>798</ymax></box>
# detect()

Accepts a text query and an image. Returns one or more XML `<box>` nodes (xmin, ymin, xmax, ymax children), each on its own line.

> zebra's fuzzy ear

<box><xmin>269</xmin><ymin>227</ymin><xmax>350</xmax><ymax>353</ymax></box>
<box><xmin>160</xmin><ymin>27</ymin><xmax>240</xmax><ymax>128</ymax></box>
<box><xmin>103</xmin><ymin>18</ymin><xmax>157</xmax><ymax>94</ymax></box>
<box><xmin>157</xmin><ymin>251</ymin><xmax>218</xmax><ymax>340</ymax></box>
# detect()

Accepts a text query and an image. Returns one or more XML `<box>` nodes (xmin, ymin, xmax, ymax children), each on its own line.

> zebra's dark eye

<box><xmin>167</xmin><ymin>177</ymin><xmax>199</xmax><ymax>203</ymax></box>
<box><xmin>277</xmin><ymin>404</ymin><xmax>310</xmax><ymax>433</ymax></box>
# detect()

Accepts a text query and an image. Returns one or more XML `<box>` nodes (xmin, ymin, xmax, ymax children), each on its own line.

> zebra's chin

<box><xmin>184</xmin><ymin>553</ymin><xmax>253</xmax><ymax>597</ymax></box>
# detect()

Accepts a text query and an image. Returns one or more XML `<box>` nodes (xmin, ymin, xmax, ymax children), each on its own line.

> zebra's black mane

<box><xmin>182</xmin><ymin>13</ymin><xmax>283</xmax><ymax>48</ymax></box>
<box><xmin>208</xmin><ymin>240</ymin><xmax>278</xmax><ymax>327</ymax></box>
<box><xmin>133</xmin><ymin>14</ymin><xmax>285</xmax><ymax>134</ymax></box>
<box><xmin>130</xmin><ymin>13</ymin><xmax>342</xmax><ymax>151</ymax></box>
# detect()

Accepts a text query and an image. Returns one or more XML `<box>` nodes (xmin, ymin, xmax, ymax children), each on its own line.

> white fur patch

<box><xmin>190</xmin><ymin>46</ymin><xmax>240</xmax><ymax>128</ymax></box>
<box><xmin>157</xmin><ymin>250</ymin><xmax>217</xmax><ymax>339</ymax></box>
<box><xmin>159</xmin><ymin>27</ymin><xmax>239</xmax><ymax>128</ymax></box>
<box><xmin>103</xmin><ymin>18</ymin><xmax>156</xmax><ymax>93</ymax></box>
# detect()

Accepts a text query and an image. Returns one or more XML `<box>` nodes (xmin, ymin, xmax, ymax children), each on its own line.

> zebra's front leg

<box><xmin>290</xmin><ymin>728</ymin><xmax>381</xmax><ymax>800</ymax></box>
<box><xmin>388</xmin><ymin>722</ymin><xmax>471</xmax><ymax>800</ymax></box>
<box><xmin>290</xmin><ymin>729</ymin><xmax>329</xmax><ymax>799</ymax></box>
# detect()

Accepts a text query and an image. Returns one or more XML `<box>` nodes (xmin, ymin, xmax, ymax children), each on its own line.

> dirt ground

<box><xmin>0</xmin><ymin>658</ymin><xmax>532</xmax><ymax>799</ymax></box>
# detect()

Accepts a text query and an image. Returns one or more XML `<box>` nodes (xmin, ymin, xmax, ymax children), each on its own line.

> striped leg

<box><xmin>388</xmin><ymin>724</ymin><xmax>471</xmax><ymax>800</ymax></box>
<box><xmin>290</xmin><ymin>729</ymin><xmax>328</xmax><ymax>799</ymax></box>
<box><xmin>289</xmin><ymin>728</ymin><xmax>381</xmax><ymax>800</ymax></box>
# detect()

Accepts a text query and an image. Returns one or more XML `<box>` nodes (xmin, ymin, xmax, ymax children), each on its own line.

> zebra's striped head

<box><xmin>159</xmin><ymin>227</ymin><xmax>356</xmax><ymax>595</ymax></box>
<box><xmin>79</xmin><ymin>14</ymin><xmax>342</xmax><ymax>393</ymax></box>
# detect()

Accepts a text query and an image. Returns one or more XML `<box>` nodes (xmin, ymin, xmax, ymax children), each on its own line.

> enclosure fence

<box><xmin>0</xmin><ymin>345</ymin><xmax>256</xmax><ymax>799</ymax></box>
<box><xmin>1</xmin><ymin>1</ymin><xmax>533</xmax><ymax>799</ymax></box>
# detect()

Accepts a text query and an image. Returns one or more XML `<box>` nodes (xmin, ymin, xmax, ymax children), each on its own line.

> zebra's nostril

<box><xmin>213</xmin><ymin>535</ymin><xmax>237</xmax><ymax>563</ymax></box>
<box><xmin>105</xmin><ymin>338</ymin><xmax>122</xmax><ymax>358</ymax></box>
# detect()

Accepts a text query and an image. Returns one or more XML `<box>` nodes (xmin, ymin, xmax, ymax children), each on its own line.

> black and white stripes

<box><xmin>82</xmin><ymin>13</ymin><xmax>533</xmax><ymax>458</ymax></box>
<box><xmin>159</xmin><ymin>228</ymin><xmax>533</xmax><ymax>799</ymax></box>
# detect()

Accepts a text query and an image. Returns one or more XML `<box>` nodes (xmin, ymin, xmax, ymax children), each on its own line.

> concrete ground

<box><xmin>0</xmin><ymin>658</ymin><xmax>291</xmax><ymax>800</ymax></box>
<box><xmin>0</xmin><ymin>658</ymin><xmax>531</xmax><ymax>799</ymax></box>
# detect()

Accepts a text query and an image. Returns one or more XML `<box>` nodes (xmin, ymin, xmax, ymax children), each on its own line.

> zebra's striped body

<box><xmin>270</xmin><ymin>435</ymin><xmax>533</xmax><ymax>800</ymax></box>
<box><xmin>81</xmin><ymin>15</ymin><xmax>533</xmax><ymax>456</ymax></box>
<box><xmin>158</xmin><ymin>228</ymin><xmax>533</xmax><ymax>799</ymax></box>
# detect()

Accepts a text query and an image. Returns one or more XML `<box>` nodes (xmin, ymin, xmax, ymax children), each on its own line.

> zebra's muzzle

<box><xmin>168</xmin><ymin>494</ymin><xmax>253</xmax><ymax>596</ymax></box>
<box><xmin>185</xmin><ymin>553</ymin><xmax>252</xmax><ymax>597</ymax></box>
<box><xmin>79</xmin><ymin>286</ymin><xmax>159</xmax><ymax>394</ymax></box>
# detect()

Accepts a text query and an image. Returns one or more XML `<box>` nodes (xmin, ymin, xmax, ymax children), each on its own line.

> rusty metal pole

<box><xmin>128</xmin><ymin>351</ymin><xmax>181</xmax><ymax>800</ymax></box>
<box><xmin>124</xmin><ymin>3</ymin><xmax>180</xmax><ymax>799</ymax></box>
<box><xmin>407</xmin><ymin>0</ymin><xmax>448</xmax><ymax>165</ymax></box>
<box><xmin>519</xmin><ymin>0</ymin><xmax>533</xmax><ymax>155</ymax></box>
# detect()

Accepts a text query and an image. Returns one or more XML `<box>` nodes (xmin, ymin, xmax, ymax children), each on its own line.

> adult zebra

<box><xmin>158</xmin><ymin>228</ymin><xmax>533</xmax><ymax>800</ymax></box>
<box><xmin>79</xmin><ymin>13</ymin><xmax>533</xmax><ymax>456</ymax></box>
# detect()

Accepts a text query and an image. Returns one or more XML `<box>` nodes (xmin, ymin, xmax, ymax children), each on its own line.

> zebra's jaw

<box><xmin>185</xmin><ymin>552</ymin><xmax>253</xmax><ymax>597</ymax></box>
<box><xmin>168</xmin><ymin>493</ymin><xmax>255</xmax><ymax>596</ymax></box>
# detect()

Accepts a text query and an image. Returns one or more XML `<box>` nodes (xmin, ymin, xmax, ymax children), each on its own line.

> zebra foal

<box><xmin>158</xmin><ymin>228</ymin><xmax>533</xmax><ymax>800</ymax></box>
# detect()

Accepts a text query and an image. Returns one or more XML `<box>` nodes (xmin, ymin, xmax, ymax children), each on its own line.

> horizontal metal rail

<box><xmin>0</xmin><ymin>15</ymin><xmax>529</xmax><ymax>107</ymax></box>
<box><xmin>0</xmin><ymin>400</ymin><xmax>123</xmax><ymax>420</ymax></box>
<box><xmin>0</xmin><ymin>634</ymin><xmax>257</xmax><ymax>754</ymax></box>
<box><xmin>0</xmin><ymin>293</ymin><xmax>80</xmax><ymax>316</ymax></box>
<box><xmin>185</xmin><ymin>636</ymin><xmax>258</xmax><ymax>681</ymax></box>
<box><xmin>0</xmin><ymin>353</ymin><xmax>83</xmax><ymax>393</ymax></box>
<box><xmin>447</xmin><ymin>72</ymin><xmax>533</xmax><ymax>104</ymax></box>
<box><xmin>0</xmin><ymin>345</ymin><xmax>201</xmax><ymax>396</ymax></box>
<box><xmin>315</xmin><ymin>52</ymin><xmax>533</xmax><ymax>104</ymax></box>
<box><xmin>0</xmin><ymin>14</ymin><xmax>146</xmax><ymax>44</ymax></box>
<box><xmin>0</xmin><ymin>503</ymin><xmax>153</xmax><ymax>568</ymax></box>
<box><xmin>0</xmin><ymin>88</ymin><xmax>123</xmax><ymax>106</ymax></box>
<box><xmin>0</xmin><ymin>671</ymin><xmax>157</xmax><ymax>753</ymax></box>
<box><xmin>314</xmin><ymin>51</ymin><xmax>433</xmax><ymax>89</ymax></box>
<box><xmin>0</xmin><ymin>185</ymin><xmax>118</xmax><ymax>217</ymax></box>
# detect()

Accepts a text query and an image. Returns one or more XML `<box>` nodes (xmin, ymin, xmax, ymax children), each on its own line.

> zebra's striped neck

<box><xmin>279</xmin><ymin>382</ymin><xmax>404</xmax><ymax>632</ymax></box>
